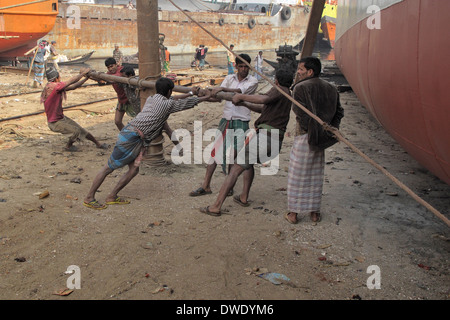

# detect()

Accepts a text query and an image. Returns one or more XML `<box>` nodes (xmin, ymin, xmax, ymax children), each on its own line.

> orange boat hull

<box><xmin>335</xmin><ymin>0</ymin><xmax>450</xmax><ymax>185</ymax></box>
<box><xmin>0</xmin><ymin>0</ymin><xmax>58</xmax><ymax>59</ymax></box>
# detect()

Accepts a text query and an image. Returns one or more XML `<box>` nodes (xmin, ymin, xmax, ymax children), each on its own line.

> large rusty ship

<box><xmin>335</xmin><ymin>0</ymin><xmax>450</xmax><ymax>185</ymax></box>
<box><xmin>0</xmin><ymin>0</ymin><xmax>58</xmax><ymax>59</ymax></box>
<box><xmin>45</xmin><ymin>0</ymin><xmax>312</xmax><ymax>58</ymax></box>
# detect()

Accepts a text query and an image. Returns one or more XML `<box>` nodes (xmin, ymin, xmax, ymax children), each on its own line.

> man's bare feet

<box><xmin>310</xmin><ymin>211</ymin><xmax>321</xmax><ymax>222</ymax></box>
<box><xmin>284</xmin><ymin>212</ymin><xmax>298</xmax><ymax>224</ymax></box>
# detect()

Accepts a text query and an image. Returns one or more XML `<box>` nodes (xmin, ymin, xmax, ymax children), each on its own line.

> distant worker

<box><xmin>126</xmin><ymin>1</ymin><xmax>135</xmax><ymax>9</ymax></box>
<box><xmin>32</xmin><ymin>40</ymin><xmax>47</xmax><ymax>88</ymax></box>
<box><xmin>254</xmin><ymin>50</ymin><xmax>263</xmax><ymax>81</ymax></box>
<box><xmin>40</xmin><ymin>67</ymin><xmax>108</xmax><ymax>152</ymax></box>
<box><xmin>194</xmin><ymin>45</ymin><xmax>202</xmax><ymax>70</ymax></box>
<box><xmin>159</xmin><ymin>34</ymin><xmax>166</xmax><ymax>73</ymax></box>
<box><xmin>227</xmin><ymin>44</ymin><xmax>235</xmax><ymax>74</ymax></box>
<box><xmin>47</xmin><ymin>40</ymin><xmax>60</xmax><ymax>71</ymax></box>
<box><xmin>113</xmin><ymin>45</ymin><xmax>123</xmax><ymax>66</ymax></box>
<box><xmin>163</xmin><ymin>47</ymin><xmax>171</xmax><ymax>74</ymax></box>
<box><xmin>198</xmin><ymin>44</ymin><xmax>208</xmax><ymax>70</ymax></box>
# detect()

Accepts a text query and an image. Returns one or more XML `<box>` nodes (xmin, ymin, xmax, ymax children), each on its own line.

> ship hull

<box><xmin>45</xmin><ymin>2</ymin><xmax>310</xmax><ymax>58</ymax></box>
<box><xmin>335</xmin><ymin>0</ymin><xmax>450</xmax><ymax>185</ymax></box>
<box><xmin>0</xmin><ymin>0</ymin><xmax>58</xmax><ymax>59</ymax></box>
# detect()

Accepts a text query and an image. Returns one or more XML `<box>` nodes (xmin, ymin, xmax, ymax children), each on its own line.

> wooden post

<box><xmin>293</xmin><ymin>0</ymin><xmax>326</xmax><ymax>84</ymax></box>
<box><xmin>136</xmin><ymin>0</ymin><xmax>160</xmax><ymax>105</ymax></box>
<box><xmin>136</xmin><ymin>0</ymin><xmax>165</xmax><ymax>165</ymax></box>
<box><xmin>300</xmin><ymin>0</ymin><xmax>326</xmax><ymax>59</ymax></box>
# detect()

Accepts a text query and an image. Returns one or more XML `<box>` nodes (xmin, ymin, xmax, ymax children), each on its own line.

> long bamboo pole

<box><xmin>87</xmin><ymin>70</ymin><xmax>236</xmax><ymax>101</ymax></box>
<box><xmin>26</xmin><ymin>48</ymin><xmax>39</xmax><ymax>86</ymax></box>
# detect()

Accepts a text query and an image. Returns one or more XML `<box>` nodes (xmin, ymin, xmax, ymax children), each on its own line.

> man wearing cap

<box><xmin>113</xmin><ymin>45</ymin><xmax>123</xmax><ymax>66</ymax></box>
<box><xmin>41</xmin><ymin>67</ymin><xmax>108</xmax><ymax>151</ymax></box>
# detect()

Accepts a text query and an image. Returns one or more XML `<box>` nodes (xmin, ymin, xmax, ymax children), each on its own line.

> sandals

<box><xmin>233</xmin><ymin>195</ymin><xmax>250</xmax><ymax>207</ymax></box>
<box><xmin>199</xmin><ymin>206</ymin><xmax>221</xmax><ymax>217</ymax></box>
<box><xmin>189</xmin><ymin>187</ymin><xmax>212</xmax><ymax>197</ymax></box>
<box><xmin>64</xmin><ymin>145</ymin><xmax>78</xmax><ymax>152</ymax></box>
<box><xmin>283</xmin><ymin>212</ymin><xmax>321</xmax><ymax>224</ymax></box>
<box><xmin>83</xmin><ymin>197</ymin><xmax>130</xmax><ymax>209</ymax></box>
<box><xmin>98</xmin><ymin>143</ymin><xmax>110</xmax><ymax>150</ymax></box>
<box><xmin>83</xmin><ymin>200</ymin><xmax>107</xmax><ymax>210</ymax></box>
<box><xmin>105</xmin><ymin>197</ymin><xmax>130</xmax><ymax>205</ymax></box>
<box><xmin>189</xmin><ymin>188</ymin><xmax>233</xmax><ymax>197</ymax></box>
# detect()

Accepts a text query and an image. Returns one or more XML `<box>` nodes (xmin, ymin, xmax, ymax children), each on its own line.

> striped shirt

<box><xmin>129</xmin><ymin>93</ymin><xmax>199</xmax><ymax>144</ymax></box>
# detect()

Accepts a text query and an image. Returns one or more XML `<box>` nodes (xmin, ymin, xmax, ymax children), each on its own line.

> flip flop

<box><xmin>199</xmin><ymin>206</ymin><xmax>221</xmax><ymax>217</ymax></box>
<box><xmin>233</xmin><ymin>195</ymin><xmax>250</xmax><ymax>207</ymax></box>
<box><xmin>64</xmin><ymin>145</ymin><xmax>78</xmax><ymax>152</ymax></box>
<box><xmin>98</xmin><ymin>143</ymin><xmax>110</xmax><ymax>150</ymax></box>
<box><xmin>105</xmin><ymin>197</ymin><xmax>130</xmax><ymax>205</ymax></box>
<box><xmin>189</xmin><ymin>187</ymin><xmax>212</xmax><ymax>197</ymax></box>
<box><xmin>284</xmin><ymin>212</ymin><xmax>298</xmax><ymax>224</ymax></box>
<box><xmin>83</xmin><ymin>200</ymin><xmax>107</xmax><ymax>210</ymax></box>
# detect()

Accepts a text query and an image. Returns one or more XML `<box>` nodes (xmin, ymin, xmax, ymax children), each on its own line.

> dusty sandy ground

<box><xmin>0</xmin><ymin>65</ymin><xmax>448</xmax><ymax>302</ymax></box>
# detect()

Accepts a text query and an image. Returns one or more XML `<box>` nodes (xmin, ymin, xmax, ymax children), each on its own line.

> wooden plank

<box><xmin>0</xmin><ymin>66</ymin><xmax>29</xmax><ymax>75</ymax></box>
<box><xmin>301</xmin><ymin>0</ymin><xmax>326</xmax><ymax>58</ymax></box>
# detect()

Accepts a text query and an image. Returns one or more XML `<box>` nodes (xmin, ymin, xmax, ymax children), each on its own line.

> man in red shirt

<box><xmin>41</xmin><ymin>67</ymin><xmax>107</xmax><ymax>152</ymax></box>
<box><xmin>104</xmin><ymin>57</ymin><xmax>131</xmax><ymax>131</ymax></box>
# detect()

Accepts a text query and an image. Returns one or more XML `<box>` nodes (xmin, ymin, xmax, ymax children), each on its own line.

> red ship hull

<box><xmin>335</xmin><ymin>0</ymin><xmax>450</xmax><ymax>185</ymax></box>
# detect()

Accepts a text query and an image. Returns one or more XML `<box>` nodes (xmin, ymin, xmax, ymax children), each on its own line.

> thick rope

<box><xmin>166</xmin><ymin>0</ymin><xmax>449</xmax><ymax>227</ymax></box>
